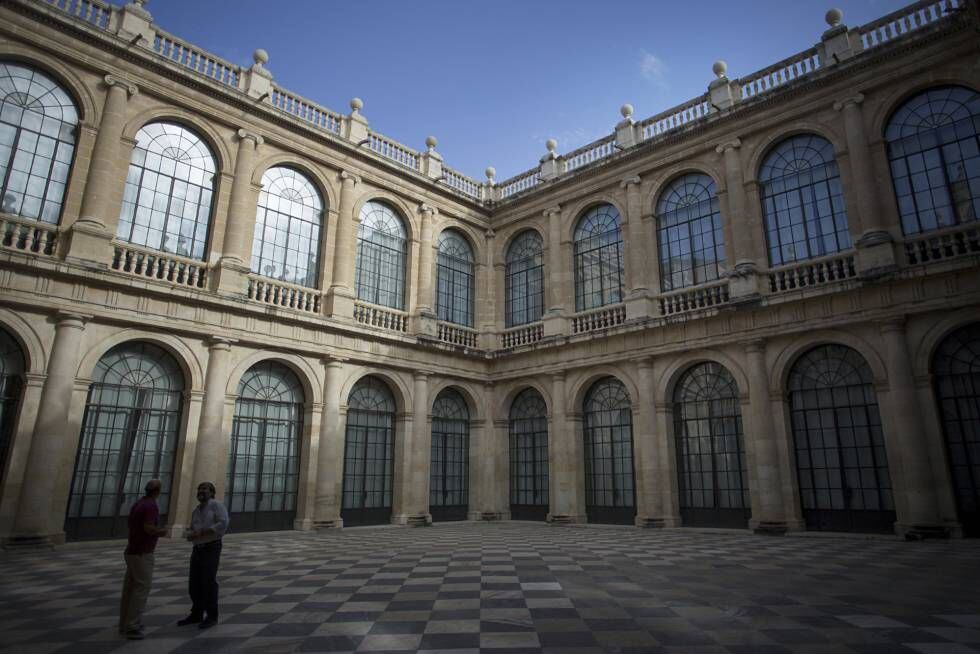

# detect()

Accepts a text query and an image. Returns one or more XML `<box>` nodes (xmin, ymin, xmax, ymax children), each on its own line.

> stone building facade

<box><xmin>0</xmin><ymin>0</ymin><xmax>978</xmax><ymax>546</ymax></box>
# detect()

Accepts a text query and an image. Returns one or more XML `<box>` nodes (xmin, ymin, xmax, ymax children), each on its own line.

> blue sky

<box><xmin>145</xmin><ymin>0</ymin><xmax>909</xmax><ymax>182</ymax></box>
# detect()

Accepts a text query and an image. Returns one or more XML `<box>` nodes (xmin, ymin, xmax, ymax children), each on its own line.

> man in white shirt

<box><xmin>177</xmin><ymin>481</ymin><xmax>229</xmax><ymax>630</ymax></box>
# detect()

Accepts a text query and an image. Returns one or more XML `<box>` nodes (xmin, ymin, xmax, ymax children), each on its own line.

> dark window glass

<box><xmin>117</xmin><ymin>122</ymin><xmax>216</xmax><ymax>260</ymax></box>
<box><xmin>505</xmin><ymin>230</ymin><xmax>544</xmax><ymax>327</ymax></box>
<box><xmin>574</xmin><ymin>204</ymin><xmax>624</xmax><ymax>311</ymax></box>
<box><xmin>509</xmin><ymin>388</ymin><xmax>549</xmax><ymax>511</ymax></box>
<box><xmin>0</xmin><ymin>61</ymin><xmax>78</xmax><ymax>224</ymax></box>
<box><xmin>885</xmin><ymin>86</ymin><xmax>980</xmax><ymax>235</ymax></box>
<box><xmin>0</xmin><ymin>328</ymin><xmax>24</xmax><ymax>490</ymax></box>
<box><xmin>655</xmin><ymin>174</ymin><xmax>726</xmax><ymax>291</ymax></box>
<box><xmin>251</xmin><ymin>167</ymin><xmax>323</xmax><ymax>288</ymax></box>
<box><xmin>436</xmin><ymin>230</ymin><xmax>474</xmax><ymax>326</ymax></box>
<box><xmin>430</xmin><ymin>389</ymin><xmax>469</xmax><ymax>515</ymax></box>
<box><xmin>583</xmin><ymin>377</ymin><xmax>635</xmax><ymax>524</ymax></box>
<box><xmin>759</xmin><ymin>134</ymin><xmax>851</xmax><ymax>266</ymax></box>
<box><xmin>355</xmin><ymin>201</ymin><xmax>407</xmax><ymax>310</ymax></box>
<box><xmin>342</xmin><ymin>376</ymin><xmax>395</xmax><ymax>524</ymax></box>
<box><xmin>66</xmin><ymin>342</ymin><xmax>184</xmax><ymax>540</ymax></box>
<box><xmin>226</xmin><ymin>361</ymin><xmax>303</xmax><ymax>531</ymax></box>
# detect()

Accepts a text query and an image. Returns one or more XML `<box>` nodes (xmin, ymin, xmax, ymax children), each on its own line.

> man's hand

<box><xmin>185</xmin><ymin>529</ymin><xmax>198</xmax><ymax>542</ymax></box>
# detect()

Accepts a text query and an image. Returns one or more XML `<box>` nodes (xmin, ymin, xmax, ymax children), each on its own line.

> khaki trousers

<box><xmin>119</xmin><ymin>552</ymin><xmax>155</xmax><ymax>633</ymax></box>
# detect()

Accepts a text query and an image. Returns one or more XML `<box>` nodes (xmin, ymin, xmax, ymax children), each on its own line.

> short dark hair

<box><xmin>144</xmin><ymin>479</ymin><xmax>162</xmax><ymax>495</ymax></box>
<box><xmin>197</xmin><ymin>481</ymin><xmax>216</xmax><ymax>498</ymax></box>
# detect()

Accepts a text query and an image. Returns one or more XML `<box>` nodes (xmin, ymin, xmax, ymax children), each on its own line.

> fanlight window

<box><xmin>0</xmin><ymin>62</ymin><xmax>78</xmax><ymax>224</ymax></box>
<box><xmin>505</xmin><ymin>230</ymin><xmax>544</xmax><ymax>327</ymax></box>
<box><xmin>0</xmin><ymin>328</ymin><xmax>24</xmax><ymax>487</ymax></box>
<box><xmin>885</xmin><ymin>86</ymin><xmax>980</xmax><ymax>235</ymax></box>
<box><xmin>759</xmin><ymin>134</ymin><xmax>851</xmax><ymax>266</ymax></box>
<box><xmin>355</xmin><ymin>201</ymin><xmax>407</xmax><ymax>310</ymax></box>
<box><xmin>655</xmin><ymin>174</ymin><xmax>725</xmax><ymax>291</ymax></box>
<box><xmin>574</xmin><ymin>204</ymin><xmax>624</xmax><ymax>311</ymax></box>
<box><xmin>251</xmin><ymin>167</ymin><xmax>323</xmax><ymax>288</ymax></box>
<box><xmin>436</xmin><ymin>229</ymin><xmax>474</xmax><ymax>327</ymax></box>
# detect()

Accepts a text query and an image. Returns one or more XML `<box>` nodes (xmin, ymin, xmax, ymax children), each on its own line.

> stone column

<box><xmin>9</xmin><ymin>313</ymin><xmax>87</xmax><ymax>545</ymax></box>
<box><xmin>717</xmin><ymin>139</ymin><xmax>762</xmax><ymax>298</ymax></box>
<box><xmin>879</xmin><ymin>319</ymin><xmax>942</xmax><ymax>534</ymax></box>
<box><xmin>621</xmin><ymin>176</ymin><xmax>651</xmax><ymax>320</ymax></box>
<box><xmin>314</xmin><ymin>356</ymin><xmax>346</xmax><ymax>528</ymax></box>
<box><xmin>413</xmin><ymin>204</ymin><xmax>437</xmax><ymax>336</ymax></box>
<box><xmin>215</xmin><ymin>130</ymin><xmax>263</xmax><ymax>294</ymax></box>
<box><xmin>192</xmin><ymin>337</ymin><xmax>234</xmax><ymax>499</ymax></box>
<box><xmin>743</xmin><ymin>339</ymin><xmax>788</xmax><ymax>534</ymax></box>
<box><xmin>548</xmin><ymin>371</ymin><xmax>583</xmax><ymax>522</ymax></box>
<box><xmin>542</xmin><ymin>205</ymin><xmax>568</xmax><ymax>337</ymax></box>
<box><xmin>634</xmin><ymin>357</ymin><xmax>663</xmax><ymax>526</ymax></box>
<box><xmin>835</xmin><ymin>94</ymin><xmax>897</xmax><ymax>276</ymax></box>
<box><xmin>479</xmin><ymin>229</ymin><xmax>499</xmax><ymax>348</ymax></box>
<box><xmin>325</xmin><ymin>171</ymin><xmax>359</xmax><ymax>318</ymax></box>
<box><xmin>394</xmin><ymin>371</ymin><xmax>431</xmax><ymax>525</ymax></box>
<box><xmin>64</xmin><ymin>76</ymin><xmax>138</xmax><ymax>265</ymax></box>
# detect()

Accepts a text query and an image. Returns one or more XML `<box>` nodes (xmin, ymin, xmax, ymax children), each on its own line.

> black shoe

<box><xmin>198</xmin><ymin>617</ymin><xmax>218</xmax><ymax>629</ymax></box>
<box><xmin>177</xmin><ymin>615</ymin><xmax>202</xmax><ymax>626</ymax></box>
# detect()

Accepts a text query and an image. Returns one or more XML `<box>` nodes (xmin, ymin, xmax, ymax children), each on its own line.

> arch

<box><xmin>745</xmin><ymin>122</ymin><xmax>848</xmax><ymax>180</ymax></box>
<box><xmin>339</xmin><ymin>369</ymin><xmax>410</xmax><ymax>415</ymax></box>
<box><xmin>572</xmin><ymin>202</ymin><xmax>625</xmax><ymax>312</ymax></box>
<box><xmin>769</xmin><ymin>329</ymin><xmax>888</xmax><ymax>396</ymax></box>
<box><xmin>658</xmin><ymin>350</ymin><xmax>751</xmax><ymax>407</ymax></box>
<box><xmin>427</xmin><ymin>379</ymin><xmax>484</xmax><ymax>422</ymax></box>
<box><xmin>351</xmin><ymin>192</ymin><xmax>418</xmax><ymax>242</ymax></box>
<box><xmin>564</xmin><ymin>195</ymin><xmax>627</xmax><ymax>243</ymax></box>
<box><xmin>644</xmin><ymin>163</ymin><xmax>723</xmax><ymax>210</ymax></box>
<box><xmin>225</xmin><ymin>350</ymin><xmax>321</xmax><ymax>407</ymax></box>
<box><xmin>0</xmin><ymin>308</ymin><xmax>46</xmax><ymax>374</ymax></box>
<box><xmin>341</xmin><ymin>373</ymin><xmax>398</xmax><ymax>526</ymax></box>
<box><xmin>250</xmin><ymin>153</ymin><xmax>337</xmax><ymax>210</ymax></box>
<box><xmin>429</xmin><ymin>386</ymin><xmax>471</xmax><ymax>520</ymax></box>
<box><xmin>496</xmin><ymin>379</ymin><xmax>553</xmax><ymax>419</ymax></box>
<box><xmin>505</xmin><ymin>229</ymin><xmax>544</xmax><ymax>328</ymax></box>
<box><xmin>355</xmin><ymin>198</ymin><xmax>410</xmax><ymax>311</ymax></box>
<box><xmin>121</xmin><ymin>105</ymin><xmax>231</xmax><ymax>174</ymax></box>
<box><xmin>914</xmin><ymin>308</ymin><xmax>980</xmax><ymax>378</ymax></box>
<box><xmin>502</xmin><ymin>226</ymin><xmax>545</xmax><ymax>259</ymax></box>
<box><xmin>0</xmin><ymin>46</ymin><xmax>97</xmax><ymax>125</ymax></box>
<box><xmin>871</xmin><ymin>79</ymin><xmax>980</xmax><ymax>141</ymax></box>
<box><xmin>654</xmin><ymin>171</ymin><xmax>727</xmax><ymax>291</ymax></box>
<box><xmin>436</xmin><ymin>227</ymin><xmax>476</xmax><ymax>327</ymax></box>
<box><xmin>0</xmin><ymin>324</ymin><xmax>25</xmax><ymax>488</ymax></box>
<box><xmin>508</xmin><ymin>385</ymin><xmax>550</xmax><ymax>521</ymax></box>
<box><xmin>436</xmin><ymin>224</ymin><xmax>480</xmax><ymax>260</ymax></box>
<box><xmin>568</xmin><ymin>367</ymin><xmax>640</xmax><ymax>415</ymax></box>
<box><xmin>77</xmin><ymin>329</ymin><xmax>204</xmax><ymax>391</ymax></box>
<box><xmin>582</xmin><ymin>375</ymin><xmax>637</xmax><ymax>525</ymax></box>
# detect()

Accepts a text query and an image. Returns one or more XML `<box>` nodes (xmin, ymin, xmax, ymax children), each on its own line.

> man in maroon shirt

<box><xmin>119</xmin><ymin>479</ymin><xmax>168</xmax><ymax>640</ymax></box>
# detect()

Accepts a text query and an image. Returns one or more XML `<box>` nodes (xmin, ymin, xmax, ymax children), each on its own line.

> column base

<box><xmin>547</xmin><ymin>513</ymin><xmax>586</xmax><ymax>525</ymax></box>
<box><xmin>856</xmin><ymin>231</ymin><xmax>898</xmax><ymax>279</ymax></box>
<box><xmin>624</xmin><ymin>293</ymin><xmax>652</xmax><ymax>321</ymax></box>
<box><xmin>413</xmin><ymin>310</ymin><xmax>437</xmax><ymax>338</ymax></box>
<box><xmin>63</xmin><ymin>220</ymin><xmax>114</xmax><ymax>266</ymax></box>
<box><xmin>635</xmin><ymin>515</ymin><xmax>668</xmax><ymax>528</ymax></box>
<box><xmin>2</xmin><ymin>533</ymin><xmax>64</xmax><ymax>549</ymax></box>
<box><xmin>314</xmin><ymin>518</ymin><xmax>344</xmax><ymax>530</ymax></box>
<box><xmin>728</xmin><ymin>261</ymin><xmax>763</xmax><ymax>303</ymax></box>
<box><xmin>213</xmin><ymin>258</ymin><xmax>250</xmax><ymax>295</ymax></box>
<box><xmin>750</xmin><ymin>520</ymin><xmax>788</xmax><ymax>536</ymax></box>
<box><xmin>469</xmin><ymin>511</ymin><xmax>508</xmax><ymax>521</ymax></box>
<box><xmin>541</xmin><ymin>311</ymin><xmax>569</xmax><ymax>338</ymax></box>
<box><xmin>895</xmin><ymin>522</ymin><xmax>952</xmax><ymax>540</ymax></box>
<box><xmin>324</xmin><ymin>287</ymin><xmax>356</xmax><ymax>320</ymax></box>
<box><xmin>293</xmin><ymin>518</ymin><xmax>315</xmax><ymax>531</ymax></box>
<box><xmin>392</xmin><ymin>513</ymin><xmax>431</xmax><ymax>526</ymax></box>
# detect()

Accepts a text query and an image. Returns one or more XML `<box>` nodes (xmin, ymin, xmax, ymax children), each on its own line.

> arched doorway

<box><xmin>509</xmin><ymin>388</ymin><xmax>549</xmax><ymax>521</ymax></box>
<box><xmin>0</xmin><ymin>328</ymin><xmax>24</xmax><ymax>489</ymax></box>
<box><xmin>583</xmin><ymin>377</ymin><xmax>636</xmax><ymax>525</ymax></box>
<box><xmin>789</xmin><ymin>345</ymin><xmax>896</xmax><ymax>533</ymax></box>
<box><xmin>66</xmin><ymin>342</ymin><xmax>184</xmax><ymax>540</ymax></box>
<box><xmin>673</xmin><ymin>362</ymin><xmax>750</xmax><ymax>528</ymax></box>
<box><xmin>226</xmin><ymin>361</ymin><xmax>303</xmax><ymax>532</ymax></box>
<box><xmin>429</xmin><ymin>388</ymin><xmax>469</xmax><ymax>522</ymax></box>
<box><xmin>341</xmin><ymin>376</ymin><xmax>395</xmax><ymax>526</ymax></box>
<box><xmin>933</xmin><ymin>323</ymin><xmax>980</xmax><ymax>537</ymax></box>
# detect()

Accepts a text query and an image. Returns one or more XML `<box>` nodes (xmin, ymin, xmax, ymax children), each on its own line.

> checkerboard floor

<box><xmin>1</xmin><ymin>522</ymin><xmax>979</xmax><ymax>653</ymax></box>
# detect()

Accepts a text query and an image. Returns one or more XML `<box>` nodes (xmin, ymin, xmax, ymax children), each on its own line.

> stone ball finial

<box><xmin>253</xmin><ymin>49</ymin><xmax>269</xmax><ymax>66</ymax></box>
<box><xmin>826</xmin><ymin>8</ymin><xmax>843</xmax><ymax>27</ymax></box>
<box><xmin>546</xmin><ymin>138</ymin><xmax>557</xmax><ymax>153</ymax></box>
<box><xmin>425</xmin><ymin>135</ymin><xmax>438</xmax><ymax>150</ymax></box>
<box><xmin>349</xmin><ymin>97</ymin><xmax>363</xmax><ymax>112</ymax></box>
<box><xmin>620</xmin><ymin>103</ymin><xmax>634</xmax><ymax>119</ymax></box>
<box><xmin>712</xmin><ymin>60</ymin><xmax>728</xmax><ymax>79</ymax></box>
<box><xmin>485</xmin><ymin>166</ymin><xmax>496</xmax><ymax>181</ymax></box>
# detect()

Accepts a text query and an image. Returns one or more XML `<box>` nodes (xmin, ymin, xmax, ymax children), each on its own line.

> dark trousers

<box><xmin>188</xmin><ymin>540</ymin><xmax>221</xmax><ymax>619</ymax></box>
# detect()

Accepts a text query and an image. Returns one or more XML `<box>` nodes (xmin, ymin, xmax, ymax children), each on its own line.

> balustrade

<box><xmin>367</xmin><ymin>133</ymin><xmax>419</xmax><ymax>170</ymax></box>
<box><xmin>565</xmin><ymin>136</ymin><xmax>616</xmax><ymax>172</ymax></box>
<box><xmin>111</xmin><ymin>242</ymin><xmax>208</xmax><ymax>288</ymax></box>
<box><xmin>904</xmin><ymin>224</ymin><xmax>980</xmax><ymax>265</ymax></box>
<box><xmin>270</xmin><ymin>86</ymin><xmax>343</xmax><ymax>135</ymax></box>
<box><xmin>501</xmin><ymin>322</ymin><xmax>544</xmax><ymax>348</ymax></box>
<box><xmin>498</xmin><ymin>170</ymin><xmax>539</xmax><ymax>199</ymax></box>
<box><xmin>658</xmin><ymin>281</ymin><xmax>730</xmax><ymax>316</ymax></box>
<box><xmin>437</xmin><ymin>322</ymin><xmax>478</xmax><ymax>348</ymax></box>
<box><xmin>768</xmin><ymin>253</ymin><xmax>857</xmax><ymax>293</ymax></box>
<box><xmin>0</xmin><ymin>215</ymin><xmax>58</xmax><ymax>256</ymax></box>
<box><xmin>353</xmin><ymin>301</ymin><xmax>408</xmax><ymax>333</ymax></box>
<box><xmin>860</xmin><ymin>0</ymin><xmax>961</xmax><ymax>49</ymax></box>
<box><xmin>152</xmin><ymin>30</ymin><xmax>241</xmax><ymax>89</ymax></box>
<box><xmin>639</xmin><ymin>95</ymin><xmax>710</xmax><ymax>140</ymax></box>
<box><xmin>571</xmin><ymin>304</ymin><xmax>627</xmax><ymax>334</ymax></box>
<box><xmin>738</xmin><ymin>48</ymin><xmax>821</xmax><ymax>100</ymax></box>
<box><xmin>40</xmin><ymin>0</ymin><xmax>110</xmax><ymax>27</ymax></box>
<box><xmin>247</xmin><ymin>276</ymin><xmax>321</xmax><ymax>313</ymax></box>
<box><xmin>442</xmin><ymin>167</ymin><xmax>482</xmax><ymax>199</ymax></box>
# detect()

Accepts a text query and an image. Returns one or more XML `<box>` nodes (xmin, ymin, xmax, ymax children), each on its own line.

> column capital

<box><xmin>833</xmin><ymin>93</ymin><xmax>866</xmax><ymax>112</ymax></box>
<box><xmin>322</xmin><ymin>353</ymin><xmax>349</xmax><ymax>366</ymax></box>
<box><xmin>543</xmin><ymin>205</ymin><xmax>562</xmax><ymax>218</ymax></box>
<box><xmin>742</xmin><ymin>338</ymin><xmax>767</xmax><ymax>354</ymax></box>
<box><xmin>877</xmin><ymin>316</ymin><xmax>907</xmax><ymax>333</ymax></box>
<box><xmin>619</xmin><ymin>175</ymin><xmax>642</xmax><ymax>190</ymax></box>
<box><xmin>205</xmin><ymin>336</ymin><xmax>235</xmax><ymax>351</ymax></box>
<box><xmin>637</xmin><ymin>355</ymin><xmax>654</xmax><ymax>370</ymax></box>
<box><xmin>485</xmin><ymin>228</ymin><xmax>496</xmax><ymax>240</ymax></box>
<box><xmin>550</xmin><ymin>370</ymin><xmax>566</xmax><ymax>382</ymax></box>
<box><xmin>54</xmin><ymin>310</ymin><xmax>90</xmax><ymax>328</ymax></box>
<box><xmin>715</xmin><ymin>137</ymin><xmax>742</xmax><ymax>154</ymax></box>
<box><xmin>102</xmin><ymin>74</ymin><xmax>138</xmax><ymax>97</ymax></box>
<box><xmin>236</xmin><ymin>128</ymin><xmax>264</xmax><ymax>146</ymax></box>
<box><xmin>339</xmin><ymin>170</ymin><xmax>360</xmax><ymax>185</ymax></box>
<box><xmin>414</xmin><ymin>370</ymin><xmax>434</xmax><ymax>381</ymax></box>
<box><xmin>418</xmin><ymin>203</ymin><xmax>438</xmax><ymax>216</ymax></box>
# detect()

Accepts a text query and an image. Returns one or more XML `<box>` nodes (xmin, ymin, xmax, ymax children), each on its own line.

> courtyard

<box><xmin>0</xmin><ymin>523</ymin><xmax>978</xmax><ymax>653</ymax></box>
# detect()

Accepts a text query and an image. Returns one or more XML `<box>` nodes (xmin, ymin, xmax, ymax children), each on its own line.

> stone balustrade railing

<box><xmin>152</xmin><ymin>28</ymin><xmax>241</xmax><ymax>89</ymax></box>
<box><xmin>111</xmin><ymin>242</ymin><xmax>208</xmax><ymax>289</ymax></box>
<box><xmin>0</xmin><ymin>214</ymin><xmax>59</xmax><ymax>256</ymax></box>
<box><xmin>270</xmin><ymin>85</ymin><xmax>344</xmax><ymax>135</ymax></box>
<box><xmin>565</xmin><ymin>136</ymin><xmax>617</xmax><ymax>173</ymax></box>
<box><xmin>437</xmin><ymin>322</ymin><xmax>479</xmax><ymax>348</ymax></box>
<box><xmin>738</xmin><ymin>47</ymin><xmax>821</xmax><ymax>101</ymax></box>
<box><xmin>859</xmin><ymin>0</ymin><xmax>961</xmax><ymax>49</ymax></box>
<box><xmin>659</xmin><ymin>281</ymin><xmax>730</xmax><ymax>317</ymax></box>
<box><xmin>40</xmin><ymin>0</ymin><xmax>110</xmax><ymax>28</ymax></box>
<box><xmin>353</xmin><ymin>301</ymin><xmax>409</xmax><ymax>333</ymax></box>
<box><xmin>768</xmin><ymin>252</ymin><xmax>857</xmax><ymax>293</ymax></box>
<box><xmin>501</xmin><ymin>322</ymin><xmax>544</xmax><ymax>348</ymax></box>
<box><xmin>366</xmin><ymin>132</ymin><xmax>419</xmax><ymax>171</ymax></box>
<box><xmin>247</xmin><ymin>276</ymin><xmax>321</xmax><ymax>313</ymax></box>
<box><xmin>498</xmin><ymin>170</ymin><xmax>540</xmax><ymax>199</ymax></box>
<box><xmin>638</xmin><ymin>95</ymin><xmax>711</xmax><ymax>140</ymax></box>
<box><xmin>442</xmin><ymin>168</ymin><xmax>482</xmax><ymax>199</ymax></box>
<box><xmin>571</xmin><ymin>304</ymin><xmax>627</xmax><ymax>334</ymax></box>
<box><xmin>904</xmin><ymin>223</ymin><xmax>980</xmax><ymax>265</ymax></box>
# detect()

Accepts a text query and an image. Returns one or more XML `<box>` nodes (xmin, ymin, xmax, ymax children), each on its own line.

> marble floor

<box><xmin>1</xmin><ymin>522</ymin><xmax>979</xmax><ymax>653</ymax></box>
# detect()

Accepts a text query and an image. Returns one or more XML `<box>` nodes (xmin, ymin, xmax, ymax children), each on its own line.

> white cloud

<box><xmin>640</xmin><ymin>50</ymin><xmax>668</xmax><ymax>88</ymax></box>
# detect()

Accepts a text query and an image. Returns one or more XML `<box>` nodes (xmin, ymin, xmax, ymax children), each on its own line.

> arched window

<box><xmin>429</xmin><ymin>388</ymin><xmax>469</xmax><ymax>521</ymax></box>
<box><xmin>788</xmin><ymin>345</ymin><xmax>895</xmax><ymax>533</ymax></box>
<box><xmin>0</xmin><ymin>328</ymin><xmax>24</xmax><ymax>488</ymax></box>
<box><xmin>0</xmin><ymin>62</ymin><xmax>78</xmax><ymax>224</ymax></box>
<box><xmin>574</xmin><ymin>204</ymin><xmax>624</xmax><ymax>311</ymax></box>
<box><xmin>342</xmin><ymin>376</ymin><xmax>395</xmax><ymax>526</ymax></box>
<box><xmin>355</xmin><ymin>200</ymin><xmax>407</xmax><ymax>310</ymax></box>
<box><xmin>673</xmin><ymin>362</ymin><xmax>749</xmax><ymax>528</ymax></box>
<box><xmin>885</xmin><ymin>86</ymin><xmax>980</xmax><ymax>235</ymax></box>
<box><xmin>932</xmin><ymin>323</ymin><xmax>980</xmax><ymax>537</ymax></box>
<box><xmin>655</xmin><ymin>174</ymin><xmax>725</xmax><ymax>291</ymax></box>
<box><xmin>436</xmin><ymin>229</ymin><xmax>474</xmax><ymax>326</ymax></box>
<box><xmin>117</xmin><ymin>122</ymin><xmax>216</xmax><ymax>260</ymax></box>
<box><xmin>509</xmin><ymin>388</ymin><xmax>549</xmax><ymax>521</ymax></box>
<box><xmin>227</xmin><ymin>361</ymin><xmax>304</xmax><ymax>532</ymax></box>
<box><xmin>583</xmin><ymin>377</ymin><xmax>635</xmax><ymax>525</ymax></box>
<box><xmin>66</xmin><ymin>342</ymin><xmax>184</xmax><ymax>541</ymax></box>
<box><xmin>251</xmin><ymin>167</ymin><xmax>323</xmax><ymax>288</ymax></box>
<box><xmin>505</xmin><ymin>231</ymin><xmax>544</xmax><ymax>328</ymax></box>
<box><xmin>759</xmin><ymin>134</ymin><xmax>851</xmax><ymax>266</ymax></box>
